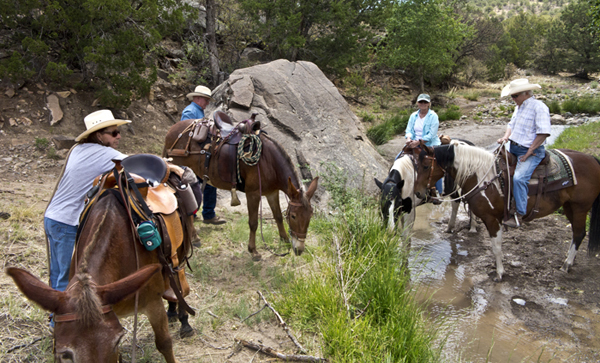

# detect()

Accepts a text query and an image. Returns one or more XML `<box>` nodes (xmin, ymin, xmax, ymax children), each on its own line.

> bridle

<box><xmin>285</xmin><ymin>200</ymin><xmax>311</xmax><ymax>239</ymax></box>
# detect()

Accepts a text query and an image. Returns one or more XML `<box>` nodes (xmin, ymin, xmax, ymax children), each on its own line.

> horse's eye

<box><xmin>424</xmin><ymin>165</ymin><xmax>430</xmax><ymax>170</ymax></box>
<box><xmin>291</xmin><ymin>214</ymin><xmax>296</xmax><ymax>220</ymax></box>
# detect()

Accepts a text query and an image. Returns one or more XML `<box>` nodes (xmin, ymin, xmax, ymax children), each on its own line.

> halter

<box><xmin>53</xmin><ymin>281</ymin><xmax>114</xmax><ymax>323</ymax></box>
<box><xmin>286</xmin><ymin>200</ymin><xmax>310</xmax><ymax>239</ymax></box>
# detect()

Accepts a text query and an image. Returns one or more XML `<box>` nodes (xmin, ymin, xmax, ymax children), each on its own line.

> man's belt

<box><xmin>509</xmin><ymin>140</ymin><xmax>529</xmax><ymax>149</ymax></box>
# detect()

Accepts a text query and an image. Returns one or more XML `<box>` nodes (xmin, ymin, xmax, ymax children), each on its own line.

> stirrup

<box><xmin>231</xmin><ymin>187</ymin><xmax>241</xmax><ymax>206</ymax></box>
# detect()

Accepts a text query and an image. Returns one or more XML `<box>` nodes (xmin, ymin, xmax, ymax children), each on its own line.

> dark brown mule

<box><xmin>411</xmin><ymin>140</ymin><xmax>600</xmax><ymax>281</ymax></box>
<box><xmin>164</xmin><ymin>119</ymin><xmax>318</xmax><ymax>261</ymax></box>
<box><xmin>7</xmin><ymin>191</ymin><xmax>182</xmax><ymax>362</ymax></box>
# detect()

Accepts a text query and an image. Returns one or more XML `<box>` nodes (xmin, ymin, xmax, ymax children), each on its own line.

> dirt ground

<box><xmin>1</xmin><ymin>74</ymin><xmax>599</xmax><ymax>362</ymax></box>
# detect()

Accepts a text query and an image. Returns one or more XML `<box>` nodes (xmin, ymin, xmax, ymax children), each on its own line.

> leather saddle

<box><xmin>84</xmin><ymin>154</ymin><xmax>195</xmax><ymax>310</ymax></box>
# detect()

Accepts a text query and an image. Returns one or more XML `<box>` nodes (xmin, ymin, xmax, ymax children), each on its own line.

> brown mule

<box><xmin>7</xmin><ymin>192</ymin><xmax>182</xmax><ymax>363</ymax></box>
<box><xmin>164</xmin><ymin>119</ymin><xmax>318</xmax><ymax>261</ymax></box>
<box><xmin>411</xmin><ymin>140</ymin><xmax>600</xmax><ymax>282</ymax></box>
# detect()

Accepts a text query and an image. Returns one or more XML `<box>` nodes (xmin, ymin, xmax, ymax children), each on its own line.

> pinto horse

<box><xmin>7</xmin><ymin>190</ymin><xmax>186</xmax><ymax>362</ymax></box>
<box><xmin>164</xmin><ymin>118</ymin><xmax>318</xmax><ymax>261</ymax></box>
<box><xmin>375</xmin><ymin>145</ymin><xmax>476</xmax><ymax>239</ymax></box>
<box><xmin>412</xmin><ymin>140</ymin><xmax>600</xmax><ymax>281</ymax></box>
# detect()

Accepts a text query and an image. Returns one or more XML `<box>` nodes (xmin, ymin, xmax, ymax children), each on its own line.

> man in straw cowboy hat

<box><xmin>497</xmin><ymin>79</ymin><xmax>551</xmax><ymax>228</ymax></box>
<box><xmin>181</xmin><ymin>85</ymin><xmax>226</xmax><ymax>225</ymax></box>
<box><xmin>44</xmin><ymin>109</ymin><xmax>129</xmax><ymax>327</ymax></box>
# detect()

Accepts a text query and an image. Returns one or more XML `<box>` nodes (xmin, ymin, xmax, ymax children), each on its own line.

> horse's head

<box><xmin>375</xmin><ymin>169</ymin><xmax>406</xmax><ymax>229</ymax></box>
<box><xmin>412</xmin><ymin>141</ymin><xmax>446</xmax><ymax>200</ymax></box>
<box><xmin>6</xmin><ymin>264</ymin><xmax>161</xmax><ymax>362</ymax></box>
<box><xmin>286</xmin><ymin>177</ymin><xmax>318</xmax><ymax>256</ymax></box>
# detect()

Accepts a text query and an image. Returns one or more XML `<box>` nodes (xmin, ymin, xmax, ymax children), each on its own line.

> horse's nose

<box><xmin>415</xmin><ymin>191</ymin><xmax>424</xmax><ymax>199</ymax></box>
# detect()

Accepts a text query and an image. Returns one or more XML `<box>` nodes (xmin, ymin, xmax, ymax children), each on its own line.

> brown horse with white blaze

<box><xmin>411</xmin><ymin>140</ymin><xmax>600</xmax><ymax>281</ymax></box>
<box><xmin>7</xmin><ymin>190</ymin><xmax>182</xmax><ymax>363</ymax></box>
<box><xmin>164</xmin><ymin>119</ymin><xmax>318</xmax><ymax>261</ymax></box>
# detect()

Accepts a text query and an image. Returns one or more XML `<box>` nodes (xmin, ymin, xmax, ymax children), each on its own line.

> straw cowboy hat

<box><xmin>501</xmin><ymin>78</ymin><xmax>542</xmax><ymax>97</ymax></box>
<box><xmin>75</xmin><ymin>109</ymin><xmax>131</xmax><ymax>142</ymax></box>
<box><xmin>186</xmin><ymin>85</ymin><xmax>213</xmax><ymax>101</ymax></box>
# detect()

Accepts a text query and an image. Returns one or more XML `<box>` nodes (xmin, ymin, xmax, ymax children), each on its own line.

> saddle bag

<box><xmin>137</xmin><ymin>220</ymin><xmax>162</xmax><ymax>251</ymax></box>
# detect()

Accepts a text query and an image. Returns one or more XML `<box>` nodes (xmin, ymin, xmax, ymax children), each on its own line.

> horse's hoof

<box><xmin>252</xmin><ymin>253</ymin><xmax>262</xmax><ymax>261</ymax></box>
<box><xmin>167</xmin><ymin>312</ymin><xmax>178</xmax><ymax>324</ymax></box>
<box><xmin>493</xmin><ymin>274</ymin><xmax>503</xmax><ymax>282</ymax></box>
<box><xmin>179</xmin><ymin>326</ymin><xmax>195</xmax><ymax>338</ymax></box>
<box><xmin>445</xmin><ymin>228</ymin><xmax>452</xmax><ymax>233</ymax></box>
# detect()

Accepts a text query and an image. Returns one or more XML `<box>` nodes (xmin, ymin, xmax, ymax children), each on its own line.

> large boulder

<box><xmin>207</xmin><ymin>59</ymin><xmax>388</xmax><ymax>201</ymax></box>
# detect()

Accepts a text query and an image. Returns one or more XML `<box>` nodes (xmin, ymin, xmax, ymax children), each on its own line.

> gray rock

<box><xmin>208</xmin><ymin>59</ymin><xmax>387</xmax><ymax>197</ymax></box>
<box><xmin>550</xmin><ymin>114</ymin><xmax>565</xmax><ymax>125</ymax></box>
<box><xmin>52</xmin><ymin>135</ymin><xmax>76</xmax><ymax>150</ymax></box>
<box><xmin>165</xmin><ymin>99</ymin><xmax>178</xmax><ymax>114</ymax></box>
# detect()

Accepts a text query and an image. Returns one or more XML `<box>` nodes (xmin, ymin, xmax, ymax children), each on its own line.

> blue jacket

<box><xmin>181</xmin><ymin>102</ymin><xmax>204</xmax><ymax>121</ymax></box>
<box><xmin>405</xmin><ymin>109</ymin><xmax>441</xmax><ymax>146</ymax></box>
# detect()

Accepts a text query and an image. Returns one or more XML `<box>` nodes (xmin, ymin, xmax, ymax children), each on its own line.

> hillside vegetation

<box><xmin>1</xmin><ymin>0</ymin><xmax>599</xmax><ymax>111</ymax></box>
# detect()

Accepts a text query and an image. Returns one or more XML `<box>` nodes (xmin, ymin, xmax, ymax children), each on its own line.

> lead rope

<box><xmin>257</xmin><ymin>162</ymin><xmax>289</xmax><ymax>257</ymax></box>
<box><xmin>116</xmin><ymin>169</ymin><xmax>140</xmax><ymax>363</ymax></box>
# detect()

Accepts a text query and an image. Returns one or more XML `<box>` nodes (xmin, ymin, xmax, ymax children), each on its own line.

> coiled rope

<box><xmin>237</xmin><ymin>134</ymin><xmax>262</xmax><ymax>183</ymax></box>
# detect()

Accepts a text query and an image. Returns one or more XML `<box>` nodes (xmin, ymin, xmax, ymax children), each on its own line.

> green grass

<box><xmin>550</xmin><ymin>120</ymin><xmax>600</xmax><ymax>158</ymax></box>
<box><xmin>437</xmin><ymin>105</ymin><xmax>462</xmax><ymax>121</ymax></box>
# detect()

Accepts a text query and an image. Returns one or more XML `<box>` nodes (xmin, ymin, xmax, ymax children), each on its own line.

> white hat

<box><xmin>75</xmin><ymin>110</ymin><xmax>131</xmax><ymax>142</ymax></box>
<box><xmin>416</xmin><ymin>93</ymin><xmax>431</xmax><ymax>103</ymax></box>
<box><xmin>501</xmin><ymin>78</ymin><xmax>541</xmax><ymax>97</ymax></box>
<box><xmin>186</xmin><ymin>85</ymin><xmax>213</xmax><ymax>101</ymax></box>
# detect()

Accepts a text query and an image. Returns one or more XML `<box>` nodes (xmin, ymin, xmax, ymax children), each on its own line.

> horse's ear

<box><xmin>6</xmin><ymin>267</ymin><xmax>65</xmax><ymax>313</ymax></box>
<box><xmin>374</xmin><ymin>178</ymin><xmax>383</xmax><ymax>190</ymax></box>
<box><xmin>97</xmin><ymin>264</ymin><xmax>162</xmax><ymax>306</ymax></box>
<box><xmin>305</xmin><ymin>177</ymin><xmax>319</xmax><ymax>201</ymax></box>
<box><xmin>287</xmin><ymin>177</ymin><xmax>300</xmax><ymax>199</ymax></box>
<box><xmin>420</xmin><ymin>140</ymin><xmax>434</xmax><ymax>155</ymax></box>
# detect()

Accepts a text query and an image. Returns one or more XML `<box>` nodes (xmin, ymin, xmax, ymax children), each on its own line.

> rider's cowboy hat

<box><xmin>501</xmin><ymin>78</ymin><xmax>541</xmax><ymax>97</ymax></box>
<box><xmin>75</xmin><ymin>109</ymin><xmax>131</xmax><ymax>142</ymax></box>
<box><xmin>186</xmin><ymin>85</ymin><xmax>213</xmax><ymax>101</ymax></box>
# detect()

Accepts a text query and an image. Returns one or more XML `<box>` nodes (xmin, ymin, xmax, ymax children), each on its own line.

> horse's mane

<box><xmin>391</xmin><ymin>156</ymin><xmax>415</xmax><ymax>199</ymax></box>
<box><xmin>71</xmin><ymin>195</ymin><xmax>112</xmax><ymax>326</ymax></box>
<box><xmin>451</xmin><ymin>141</ymin><xmax>496</xmax><ymax>186</ymax></box>
<box><xmin>261</xmin><ymin>134</ymin><xmax>308</xmax><ymax>204</ymax></box>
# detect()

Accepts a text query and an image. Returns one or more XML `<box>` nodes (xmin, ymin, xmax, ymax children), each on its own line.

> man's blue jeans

<box><xmin>510</xmin><ymin>143</ymin><xmax>545</xmax><ymax>216</ymax></box>
<box><xmin>202</xmin><ymin>183</ymin><xmax>217</xmax><ymax>220</ymax></box>
<box><xmin>44</xmin><ymin>217</ymin><xmax>77</xmax><ymax>292</ymax></box>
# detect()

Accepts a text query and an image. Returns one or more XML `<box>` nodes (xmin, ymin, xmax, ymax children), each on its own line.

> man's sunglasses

<box><xmin>102</xmin><ymin>129</ymin><xmax>121</xmax><ymax>137</ymax></box>
<box><xmin>511</xmin><ymin>93</ymin><xmax>521</xmax><ymax>99</ymax></box>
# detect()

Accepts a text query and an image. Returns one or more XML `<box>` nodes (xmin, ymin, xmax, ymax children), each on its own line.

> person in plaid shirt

<box><xmin>497</xmin><ymin>79</ymin><xmax>551</xmax><ymax>228</ymax></box>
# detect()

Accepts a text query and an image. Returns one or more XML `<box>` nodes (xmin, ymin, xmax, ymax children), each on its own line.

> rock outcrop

<box><xmin>207</xmin><ymin>60</ymin><xmax>388</xmax><ymax>196</ymax></box>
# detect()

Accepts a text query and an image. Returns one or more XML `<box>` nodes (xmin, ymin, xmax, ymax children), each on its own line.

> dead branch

<box><xmin>163</xmin><ymin>110</ymin><xmax>177</xmax><ymax>124</ymax></box>
<box><xmin>241</xmin><ymin>304</ymin><xmax>267</xmax><ymax>323</ymax></box>
<box><xmin>237</xmin><ymin>339</ymin><xmax>327</xmax><ymax>362</ymax></box>
<box><xmin>257</xmin><ymin>290</ymin><xmax>306</xmax><ymax>353</ymax></box>
<box><xmin>7</xmin><ymin>337</ymin><xmax>43</xmax><ymax>353</ymax></box>
<box><xmin>334</xmin><ymin>235</ymin><xmax>351</xmax><ymax>317</ymax></box>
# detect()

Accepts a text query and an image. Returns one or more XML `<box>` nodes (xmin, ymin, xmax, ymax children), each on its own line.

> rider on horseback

<box><xmin>497</xmin><ymin>79</ymin><xmax>551</xmax><ymax>228</ymax></box>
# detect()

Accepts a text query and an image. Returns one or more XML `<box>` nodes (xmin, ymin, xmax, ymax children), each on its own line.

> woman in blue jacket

<box><xmin>402</xmin><ymin>93</ymin><xmax>443</xmax><ymax>199</ymax></box>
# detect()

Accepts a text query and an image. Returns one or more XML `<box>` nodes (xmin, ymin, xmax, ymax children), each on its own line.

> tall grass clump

<box><xmin>545</xmin><ymin>99</ymin><xmax>561</xmax><ymax>114</ymax></box>
<box><xmin>561</xmin><ymin>96</ymin><xmax>600</xmax><ymax>115</ymax></box>
<box><xmin>437</xmin><ymin>105</ymin><xmax>462</xmax><ymax>121</ymax></box>
<box><xmin>366</xmin><ymin>111</ymin><xmax>410</xmax><ymax>145</ymax></box>
<box><xmin>274</xmin><ymin>166</ymin><xmax>442</xmax><ymax>362</ymax></box>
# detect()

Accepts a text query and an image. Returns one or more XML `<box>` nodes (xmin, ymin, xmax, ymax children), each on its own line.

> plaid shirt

<box><xmin>508</xmin><ymin>96</ymin><xmax>551</xmax><ymax>147</ymax></box>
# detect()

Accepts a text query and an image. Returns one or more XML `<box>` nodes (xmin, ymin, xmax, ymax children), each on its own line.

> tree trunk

<box><xmin>205</xmin><ymin>0</ymin><xmax>220</xmax><ymax>87</ymax></box>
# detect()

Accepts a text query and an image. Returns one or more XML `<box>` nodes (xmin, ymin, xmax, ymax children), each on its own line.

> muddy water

<box><xmin>409</xmin><ymin>203</ymin><xmax>564</xmax><ymax>363</ymax></box>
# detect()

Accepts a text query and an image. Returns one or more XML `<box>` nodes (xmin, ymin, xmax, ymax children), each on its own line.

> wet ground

<box><xmin>410</xmin><ymin>203</ymin><xmax>600</xmax><ymax>363</ymax></box>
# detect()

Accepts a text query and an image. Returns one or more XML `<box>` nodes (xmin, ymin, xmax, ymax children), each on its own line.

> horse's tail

<box><xmin>588</xmin><ymin>158</ymin><xmax>600</xmax><ymax>256</ymax></box>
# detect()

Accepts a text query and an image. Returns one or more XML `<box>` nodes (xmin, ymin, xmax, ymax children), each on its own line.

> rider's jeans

<box><xmin>44</xmin><ymin>217</ymin><xmax>78</xmax><ymax>292</ymax></box>
<box><xmin>510</xmin><ymin>143</ymin><xmax>545</xmax><ymax>216</ymax></box>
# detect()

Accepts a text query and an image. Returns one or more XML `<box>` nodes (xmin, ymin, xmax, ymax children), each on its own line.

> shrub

<box><xmin>35</xmin><ymin>138</ymin><xmax>49</xmax><ymax>150</ymax></box>
<box><xmin>546</xmin><ymin>100</ymin><xmax>561</xmax><ymax>114</ymax></box>
<box><xmin>367</xmin><ymin>123</ymin><xmax>393</xmax><ymax>145</ymax></box>
<box><xmin>591</xmin><ymin>81</ymin><xmax>598</xmax><ymax>89</ymax></box>
<box><xmin>438</xmin><ymin>105</ymin><xmax>461</xmax><ymax>121</ymax></box>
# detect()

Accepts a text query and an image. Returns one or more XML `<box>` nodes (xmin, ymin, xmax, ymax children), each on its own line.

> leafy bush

<box><xmin>438</xmin><ymin>105</ymin><xmax>462</xmax><ymax>121</ymax></box>
<box><xmin>546</xmin><ymin>100</ymin><xmax>561</xmax><ymax>114</ymax></box>
<box><xmin>561</xmin><ymin>97</ymin><xmax>600</xmax><ymax>114</ymax></box>
<box><xmin>367</xmin><ymin>123</ymin><xmax>393</xmax><ymax>145</ymax></box>
<box><xmin>35</xmin><ymin>138</ymin><xmax>49</xmax><ymax>150</ymax></box>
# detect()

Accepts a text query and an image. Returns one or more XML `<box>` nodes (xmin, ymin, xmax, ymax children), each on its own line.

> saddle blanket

<box><xmin>528</xmin><ymin>149</ymin><xmax>577</xmax><ymax>191</ymax></box>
